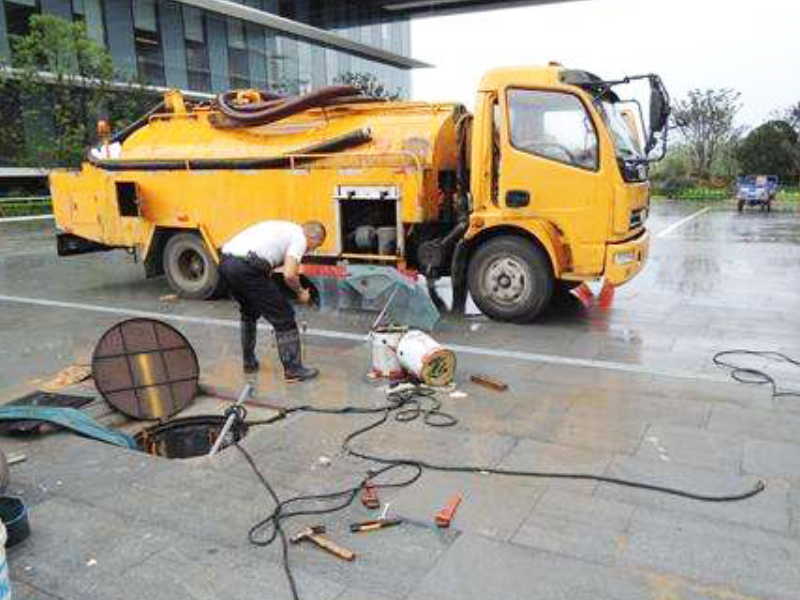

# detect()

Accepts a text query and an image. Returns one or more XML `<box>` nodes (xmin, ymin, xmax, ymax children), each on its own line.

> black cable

<box><xmin>234</xmin><ymin>384</ymin><xmax>766</xmax><ymax>600</ymax></box>
<box><xmin>713</xmin><ymin>350</ymin><xmax>800</xmax><ymax>399</ymax></box>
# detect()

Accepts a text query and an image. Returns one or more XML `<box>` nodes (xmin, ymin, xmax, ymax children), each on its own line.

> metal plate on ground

<box><xmin>91</xmin><ymin>318</ymin><xmax>199</xmax><ymax>420</ymax></box>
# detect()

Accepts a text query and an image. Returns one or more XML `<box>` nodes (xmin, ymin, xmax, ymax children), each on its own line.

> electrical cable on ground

<box><xmin>713</xmin><ymin>350</ymin><xmax>800</xmax><ymax>399</ymax></box>
<box><xmin>230</xmin><ymin>383</ymin><xmax>766</xmax><ymax>600</ymax></box>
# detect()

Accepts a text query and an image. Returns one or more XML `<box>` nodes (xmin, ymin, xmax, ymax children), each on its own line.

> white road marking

<box><xmin>655</xmin><ymin>206</ymin><xmax>711</xmax><ymax>238</ymax></box>
<box><xmin>0</xmin><ymin>293</ymin><xmax>722</xmax><ymax>383</ymax></box>
<box><xmin>0</xmin><ymin>214</ymin><xmax>54</xmax><ymax>224</ymax></box>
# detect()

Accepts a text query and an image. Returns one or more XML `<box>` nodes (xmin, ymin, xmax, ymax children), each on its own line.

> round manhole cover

<box><xmin>92</xmin><ymin>319</ymin><xmax>199</xmax><ymax>419</ymax></box>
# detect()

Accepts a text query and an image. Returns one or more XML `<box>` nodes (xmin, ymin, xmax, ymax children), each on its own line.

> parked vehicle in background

<box><xmin>736</xmin><ymin>175</ymin><xmax>779</xmax><ymax>212</ymax></box>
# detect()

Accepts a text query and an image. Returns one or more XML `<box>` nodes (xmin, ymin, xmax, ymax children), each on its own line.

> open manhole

<box><xmin>135</xmin><ymin>415</ymin><xmax>248</xmax><ymax>459</ymax></box>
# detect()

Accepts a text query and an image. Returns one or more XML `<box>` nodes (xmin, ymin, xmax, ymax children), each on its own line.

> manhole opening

<box><xmin>135</xmin><ymin>415</ymin><xmax>248</xmax><ymax>459</ymax></box>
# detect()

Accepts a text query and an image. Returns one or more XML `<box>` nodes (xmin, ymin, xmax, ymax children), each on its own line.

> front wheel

<box><xmin>467</xmin><ymin>236</ymin><xmax>553</xmax><ymax>322</ymax></box>
<box><xmin>163</xmin><ymin>232</ymin><xmax>225</xmax><ymax>299</ymax></box>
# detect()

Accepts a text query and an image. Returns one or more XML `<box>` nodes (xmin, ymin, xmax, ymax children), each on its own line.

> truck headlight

<box><xmin>614</xmin><ymin>250</ymin><xmax>637</xmax><ymax>265</ymax></box>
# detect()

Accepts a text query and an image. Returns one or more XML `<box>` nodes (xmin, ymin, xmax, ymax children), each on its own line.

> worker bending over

<box><xmin>219</xmin><ymin>220</ymin><xmax>326</xmax><ymax>381</ymax></box>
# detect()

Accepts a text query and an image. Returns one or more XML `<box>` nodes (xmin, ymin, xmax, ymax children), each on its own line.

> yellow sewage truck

<box><xmin>50</xmin><ymin>63</ymin><xmax>670</xmax><ymax>322</ymax></box>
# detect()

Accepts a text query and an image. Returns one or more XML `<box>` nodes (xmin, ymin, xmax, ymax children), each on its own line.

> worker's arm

<box><xmin>283</xmin><ymin>255</ymin><xmax>311</xmax><ymax>304</ymax></box>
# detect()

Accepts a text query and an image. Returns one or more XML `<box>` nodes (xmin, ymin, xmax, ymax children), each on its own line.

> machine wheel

<box><xmin>163</xmin><ymin>232</ymin><xmax>225</xmax><ymax>299</ymax></box>
<box><xmin>468</xmin><ymin>236</ymin><xmax>553</xmax><ymax>322</ymax></box>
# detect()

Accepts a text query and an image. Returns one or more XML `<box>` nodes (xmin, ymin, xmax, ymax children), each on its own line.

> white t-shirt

<box><xmin>222</xmin><ymin>221</ymin><xmax>307</xmax><ymax>268</ymax></box>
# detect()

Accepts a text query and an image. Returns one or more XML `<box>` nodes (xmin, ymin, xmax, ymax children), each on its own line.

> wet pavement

<box><xmin>0</xmin><ymin>200</ymin><xmax>799</xmax><ymax>599</ymax></box>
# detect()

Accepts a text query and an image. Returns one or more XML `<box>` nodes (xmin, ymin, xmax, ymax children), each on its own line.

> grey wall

<box><xmin>0</xmin><ymin>0</ymin><xmax>9</xmax><ymax>59</ymax></box>
<box><xmin>205</xmin><ymin>12</ymin><xmax>228</xmax><ymax>92</ymax></box>
<box><xmin>158</xmin><ymin>0</ymin><xmax>189</xmax><ymax>88</ymax></box>
<box><xmin>104</xmin><ymin>0</ymin><xmax>137</xmax><ymax>77</ymax></box>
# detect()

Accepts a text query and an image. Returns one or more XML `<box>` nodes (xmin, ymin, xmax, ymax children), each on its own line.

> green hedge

<box><xmin>0</xmin><ymin>196</ymin><xmax>52</xmax><ymax>217</ymax></box>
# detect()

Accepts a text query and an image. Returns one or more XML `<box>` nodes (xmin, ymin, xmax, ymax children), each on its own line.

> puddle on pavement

<box><xmin>135</xmin><ymin>414</ymin><xmax>248</xmax><ymax>459</ymax></box>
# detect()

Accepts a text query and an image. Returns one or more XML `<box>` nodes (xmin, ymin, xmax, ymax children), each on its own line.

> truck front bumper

<box><xmin>604</xmin><ymin>230</ymin><xmax>649</xmax><ymax>286</ymax></box>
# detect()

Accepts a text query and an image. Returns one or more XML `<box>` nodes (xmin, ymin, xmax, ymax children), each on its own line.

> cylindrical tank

<box><xmin>369</xmin><ymin>326</ymin><xmax>407</xmax><ymax>379</ymax></box>
<box><xmin>396</xmin><ymin>330</ymin><xmax>456</xmax><ymax>386</ymax></box>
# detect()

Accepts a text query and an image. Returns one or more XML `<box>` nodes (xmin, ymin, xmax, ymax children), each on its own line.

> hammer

<box><xmin>290</xmin><ymin>525</ymin><xmax>356</xmax><ymax>561</ymax></box>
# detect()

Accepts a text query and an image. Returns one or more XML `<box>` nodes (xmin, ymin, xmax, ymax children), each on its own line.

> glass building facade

<box><xmin>0</xmin><ymin>0</ymin><xmax>413</xmax><ymax>96</ymax></box>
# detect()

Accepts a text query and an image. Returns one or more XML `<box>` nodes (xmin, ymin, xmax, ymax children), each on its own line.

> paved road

<box><xmin>1</xmin><ymin>200</ymin><xmax>799</xmax><ymax>600</ymax></box>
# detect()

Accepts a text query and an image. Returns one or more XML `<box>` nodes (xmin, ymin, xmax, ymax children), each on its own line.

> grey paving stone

<box><xmin>495</xmin><ymin>438</ymin><xmax>613</xmax><ymax>494</ymax></box>
<box><xmin>8</xmin><ymin>496</ymin><xmax>176</xmax><ymax>599</ymax></box>
<box><xmin>511</xmin><ymin>489</ymin><xmax>634</xmax><ymax>565</ymax></box>
<box><xmin>406</xmin><ymin>533</ymin><xmax>652</xmax><ymax>600</ymax></box>
<box><xmin>84</xmin><ymin>464</ymin><xmax>302</xmax><ymax>548</ymax></box>
<box><xmin>707</xmin><ymin>403</ymin><xmax>800</xmax><ymax>444</ymax></box>
<box><xmin>743</xmin><ymin>439</ymin><xmax>800</xmax><ymax>478</ymax></box>
<box><xmin>597</xmin><ymin>454</ymin><xmax>790</xmax><ymax>533</ymax></box>
<box><xmin>7</xmin><ymin>581</ymin><xmax>62</xmax><ymax>600</ymax></box>
<box><xmin>567</xmin><ymin>393</ymin><xmax>711</xmax><ymax>429</ymax></box>
<box><xmin>388</xmin><ymin>469</ymin><xmax>545</xmax><ymax>541</ymax></box>
<box><xmin>623</xmin><ymin>507</ymin><xmax>800</xmax><ymax>599</ymax></box>
<box><xmin>89</xmin><ymin>537</ymin><xmax>344</xmax><ymax>600</ymax></box>
<box><xmin>283</xmin><ymin>514</ymin><xmax>457</xmax><ymax>599</ymax></box>
<box><xmin>636</xmin><ymin>424</ymin><xmax>744</xmax><ymax>473</ymax></box>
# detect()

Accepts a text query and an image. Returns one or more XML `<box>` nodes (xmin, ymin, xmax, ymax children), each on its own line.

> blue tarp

<box><xmin>0</xmin><ymin>406</ymin><xmax>138</xmax><ymax>449</ymax></box>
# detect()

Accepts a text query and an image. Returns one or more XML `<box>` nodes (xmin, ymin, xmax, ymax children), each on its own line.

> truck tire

<box><xmin>468</xmin><ymin>236</ymin><xmax>553</xmax><ymax>322</ymax></box>
<box><xmin>163</xmin><ymin>232</ymin><xmax>225</xmax><ymax>299</ymax></box>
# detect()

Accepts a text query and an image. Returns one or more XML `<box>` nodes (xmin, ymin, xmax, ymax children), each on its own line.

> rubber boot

<box><xmin>275</xmin><ymin>327</ymin><xmax>318</xmax><ymax>382</ymax></box>
<box><xmin>241</xmin><ymin>319</ymin><xmax>260</xmax><ymax>373</ymax></box>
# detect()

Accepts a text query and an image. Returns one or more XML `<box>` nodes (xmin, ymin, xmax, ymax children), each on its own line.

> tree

<box><xmin>785</xmin><ymin>102</ymin><xmax>800</xmax><ymax>132</ymax></box>
<box><xmin>0</xmin><ymin>14</ymin><xmax>157</xmax><ymax>167</ymax></box>
<box><xmin>736</xmin><ymin>120</ymin><xmax>799</xmax><ymax>182</ymax></box>
<box><xmin>671</xmin><ymin>88</ymin><xmax>742</xmax><ymax>180</ymax></box>
<box><xmin>333</xmin><ymin>71</ymin><xmax>403</xmax><ymax>101</ymax></box>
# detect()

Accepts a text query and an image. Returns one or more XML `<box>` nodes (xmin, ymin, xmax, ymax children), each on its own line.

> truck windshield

<box><xmin>598</xmin><ymin>101</ymin><xmax>642</xmax><ymax>161</ymax></box>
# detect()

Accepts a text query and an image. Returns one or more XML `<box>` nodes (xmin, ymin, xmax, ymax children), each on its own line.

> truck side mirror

<box><xmin>646</xmin><ymin>76</ymin><xmax>670</xmax><ymax>153</ymax></box>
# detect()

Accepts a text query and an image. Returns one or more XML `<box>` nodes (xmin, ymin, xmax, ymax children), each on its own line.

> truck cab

<box><xmin>444</xmin><ymin>65</ymin><xmax>668</xmax><ymax>321</ymax></box>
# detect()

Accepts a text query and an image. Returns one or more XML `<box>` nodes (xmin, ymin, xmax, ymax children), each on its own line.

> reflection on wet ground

<box><xmin>1</xmin><ymin>200</ymin><xmax>800</xmax><ymax>600</ymax></box>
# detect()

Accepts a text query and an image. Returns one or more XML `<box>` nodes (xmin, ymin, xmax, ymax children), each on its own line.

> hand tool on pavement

<box><xmin>469</xmin><ymin>373</ymin><xmax>508</xmax><ymax>392</ymax></box>
<box><xmin>434</xmin><ymin>493</ymin><xmax>463</xmax><ymax>528</ymax></box>
<box><xmin>360</xmin><ymin>478</ymin><xmax>380</xmax><ymax>509</ymax></box>
<box><xmin>208</xmin><ymin>382</ymin><xmax>253</xmax><ymax>457</ymax></box>
<box><xmin>349</xmin><ymin>518</ymin><xmax>403</xmax><ymax>533</ymax></box>
<box><xmin>290</xmin><ymin>525</ymin><xmax>356</xmax><ymax>561</ymax></box>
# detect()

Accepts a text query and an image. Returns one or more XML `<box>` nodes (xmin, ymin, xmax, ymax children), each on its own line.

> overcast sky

<box><xmin>410</xmin><ymin>0</ymin><xmax>800</xmax><ymax>129</ymax></box>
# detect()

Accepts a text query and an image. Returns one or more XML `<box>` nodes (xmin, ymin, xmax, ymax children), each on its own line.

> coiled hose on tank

<box><xmin>213</xmin><ymin>85</ymin><xmax>379</xmax><ymax>127</ymax></box>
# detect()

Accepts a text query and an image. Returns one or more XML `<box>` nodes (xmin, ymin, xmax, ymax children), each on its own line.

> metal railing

<box><xmin>0</xmin><ymin>196</ymin><xmax>52</xmax><ymax>217</ymax></box>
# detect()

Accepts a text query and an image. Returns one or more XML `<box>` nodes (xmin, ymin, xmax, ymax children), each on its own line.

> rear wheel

<box><xmin>163</xmin><ymin>232</ymin><xmax>225</xmax><ymax>299</ymax></box>
<box><xmin>468</xmin><ymin>236</ymin><xmax>553</xmax><ymax>322</ymax></box>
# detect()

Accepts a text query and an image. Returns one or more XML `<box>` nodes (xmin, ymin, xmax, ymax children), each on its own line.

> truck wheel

<box><xmin>468</xmin><ymin>236</ymin><xmax>553</xmax><ymax>322</ymax></box>
<box><xmin>163</xmin><ymin>232</ymin><xmax>225</xmax><ymax>299</ymax></box>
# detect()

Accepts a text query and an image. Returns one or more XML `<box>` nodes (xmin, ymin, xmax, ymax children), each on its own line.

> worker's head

<box><xmin>302</xmin><ymin>221</ymin><xmax>327</xmax><ymax>251</ymax></box>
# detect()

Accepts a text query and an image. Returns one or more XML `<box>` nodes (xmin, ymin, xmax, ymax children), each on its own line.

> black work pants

<box><xmin>219</xmin><ymin>256</ymin><xmax>296</xmax><ymax>332</ymax></box>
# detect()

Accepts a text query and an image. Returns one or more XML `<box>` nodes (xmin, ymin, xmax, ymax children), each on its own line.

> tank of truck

<box><xmin>50</xmin><ymin>94</ymin><xmax>463</xmax><ymax>265</ymax></box>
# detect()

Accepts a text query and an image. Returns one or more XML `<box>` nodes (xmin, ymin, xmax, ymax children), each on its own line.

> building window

<box><xmin>5</xmin><ymin>0</ymin><xmax>39</xmax><ymax>39</ymax></box>
<box><xmin>183</xmin><ymin>6</ymin><xmax>210</xmax><ymax>91</ymax></box>
<box><xmin>227</xmin><ymin>17</ymin><xmax>249</xmax><ymax>88</ymax></box>
<box><xmin>133</xmin><ymin>0</ymin><xmax>165</xmax><ymax>86</ymax></box>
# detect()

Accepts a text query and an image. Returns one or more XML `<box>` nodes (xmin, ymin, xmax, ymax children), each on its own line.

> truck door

<box><xmin>498</xmin><ymin>88</ymin><xmax>609</xmax><ymax>274</ymax></box>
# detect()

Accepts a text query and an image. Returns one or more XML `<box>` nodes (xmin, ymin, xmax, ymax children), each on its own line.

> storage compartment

<box><xmin>336</xmin><ymin>185</ymin><xmax>400</xmax><ymax>257</ymax></box>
